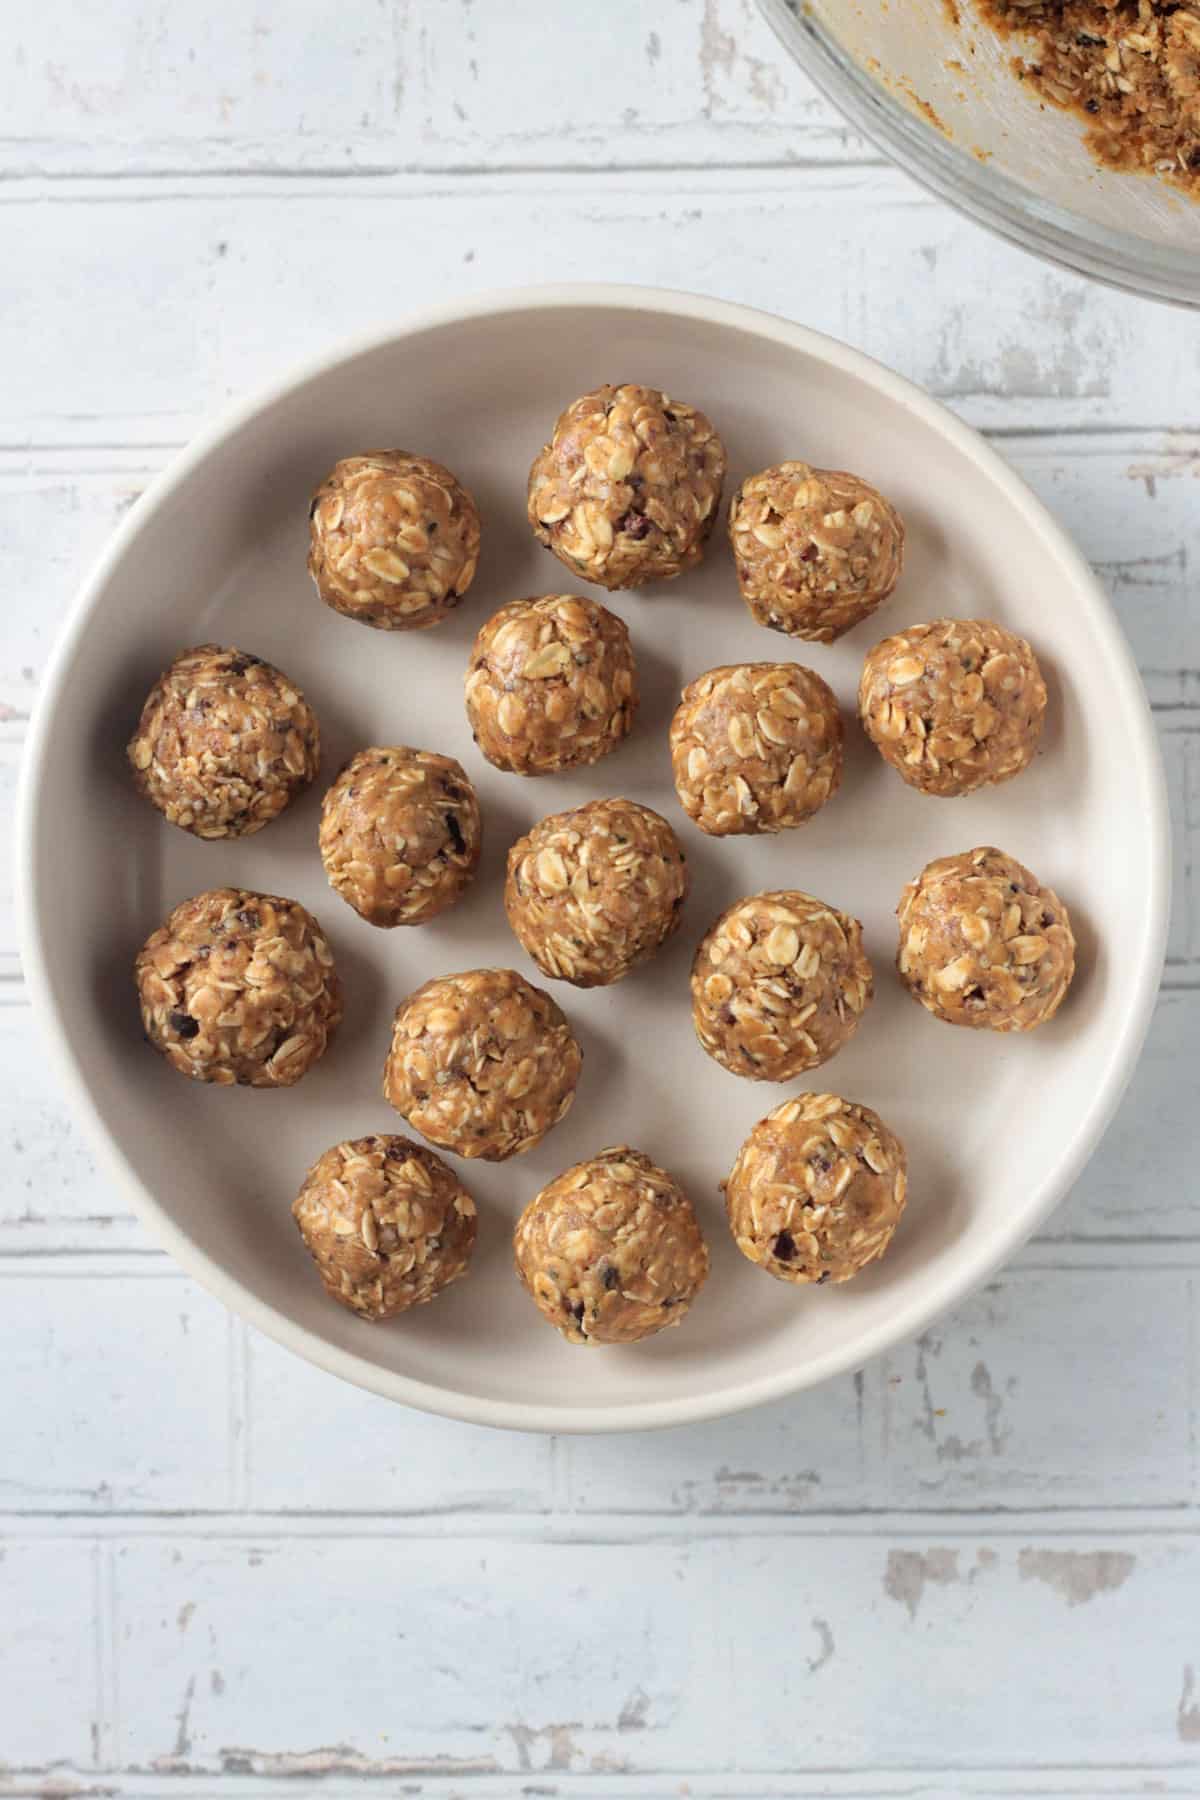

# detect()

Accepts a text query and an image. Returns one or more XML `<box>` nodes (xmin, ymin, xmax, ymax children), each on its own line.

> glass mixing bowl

<box><xmin>759</xmin><ymin>0</ymin><xmax>1200</xmax><ymax>306</ymax></box>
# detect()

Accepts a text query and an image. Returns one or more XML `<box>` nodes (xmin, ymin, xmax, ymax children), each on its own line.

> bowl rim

<box><xmin>16</xmin><ymin>280</ymin><xmax>1171</xmax><ymax>1434</ymax></box>
<box><xmin>757</xmin><ymin>0</ymin><xmax>1200</xmax><ymax>310</ymax></box>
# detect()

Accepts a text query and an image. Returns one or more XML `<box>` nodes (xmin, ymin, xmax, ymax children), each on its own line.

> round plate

<box><xmin>17</xmin><ymin>285</ymin><xmax>1168</xmax><ymax>1433</ymax></box>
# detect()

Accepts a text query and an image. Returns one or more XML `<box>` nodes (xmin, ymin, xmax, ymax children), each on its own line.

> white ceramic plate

<box><xmin>18</xmin><ymin>285</ymin><xmax>1168</xmax><ymax>1433</ymax></box>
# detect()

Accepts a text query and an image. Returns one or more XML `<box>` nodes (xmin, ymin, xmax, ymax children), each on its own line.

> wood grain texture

<box><xmin>3</xmin><ymin>0</ymin><xmax>859</xmax><ymax>176</ymax></box>
<box><xmin>2</xmin><ymin>0</ymin><xmax>1198</xmax><ymax>1788</ymax></box>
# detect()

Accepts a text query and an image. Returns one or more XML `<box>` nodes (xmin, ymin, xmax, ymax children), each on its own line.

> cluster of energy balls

<box><xmin>127</xmin><ymin>379</ymin><xmax>1074</xmax><ymax>1345</ymax></box>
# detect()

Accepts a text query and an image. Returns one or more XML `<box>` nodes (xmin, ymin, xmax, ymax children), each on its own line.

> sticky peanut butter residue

<box><xmin>977</xmin><ymin>0</ymin><xmax>1200</xmax><ymax>195</ymax></box>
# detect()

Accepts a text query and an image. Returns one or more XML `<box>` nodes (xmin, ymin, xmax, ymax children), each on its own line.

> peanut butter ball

<box><xmin>135</xmin><ymin>888</ymin><xmax>341</xmax><ymax>1087</ymax></box>
<box><xmin>308</xmin><ymin>451</ymin><xmax>480</xmax><ymax>631</ymax></box>
<box><xmin>383</xmin><ymin>967</ymin><xmax>582</xmax><ymax>1161</ymax></box>
<box><xmin>527</xmin><ymin>383</ymin><xmax>727</xmax><ymax>590</ymax></box>
<box><xmin>724</xmin><ymin>1094</ymin><xmax>907</xmax><ymax>1285</ymax></box>
<box><xmin>669</xmin><ymin>661</ymin><xmax>842</xmax><ymax>837</ymax></box>
<box><xmin>730</xmin><ymin>462</ymin><xmax>904</xmax><ymax>642</ymax></box>
<box><xmin>319</xmin><ymin>746</ymin><xmax>481</xmax><ymax>928</ymax></box>
<box><xmin>465</xmin><ymin>594</ymin><xmax>637</xmax><ymax>776</ymax></box>
<box><xmin>897</xmin><ymin>846</ymin><xmax>1075</xmax><ymax>1031</ymax></box>
<box><xmin>505</xmin><ymin>798</ymin><xmax>688</xmax><ymax>987</ymax></box>
<box><xmin>127</xmin><ymin>645</ymin><xmax>319</xmax><ymax>839</ymax></box>
<box><xmin>859</xmin><ymin>618</ymin><xmax>1046</xmax><ymax>797</ymax></box>
<box><xmin>293</xmin><ymin>1135</ymin><xmax>476</xmax><ymax>1320</ymax></box>
<box><xmin>514</xmin><ymin>1147</ymin><xmax>709</xmax><ymax>1344</ymax></box>
<box><xmin>691</xmin><ymin>891</ymin><xmax>872</xmax><ymax>1081</ymax></box>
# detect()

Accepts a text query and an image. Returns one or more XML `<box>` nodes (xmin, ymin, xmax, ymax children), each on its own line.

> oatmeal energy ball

<box><xmin>319</xmin><ymin>746</ymin><xmax>481</xmax><ymax>928</ymax></box>
<box><xmin>730</xmin><ymin>462</ymin><xmax>904</xmax><ymax>642</ymax></box>
<box><xmin>670</xmin><ymin>661</ymin><xmax>842</xmax><ymax>837</ymax></box>
<box><xmin>135</xmin><ymin>887</ymin><xmax>342</xmax><ymax>1087</ymax></box>
<box><xmin>897</xmin><ymin>846</ymin><xmax>1076</xmax><ymax>1032</ymax></box>
<box><xmin>527</xmin><ymin>382</ymin><xmax>727</xmax><ymax>589</ymax></box>
<box><xmin>127</xmin><ymin>644</ymin><xmax>319</xmax><ymax>838</ymax></box>
<box><xmin>506</xmin><ymin>798</ymin><xmax>689</xmax><ymax>987</ymax></box>
<box><xmin>514</xmin><ymin>1146</ymin><xmax>709</xmax><ymax>1344</ymax></box>
<box><xmin>724</xmin><ymin>1093</ymin><xmax>907</xmax><ymax>1285</ymax></box>
<box><xmin>465</xmin><ymin>594</ymin><xmax>637</xmax><ymax>776</ymax></box>
<box><xmin>293</xmin><ymin>1135</ymin><xmax>476</xmax><ymax>1321</ymax></box>
<box><xmin>860</xmin><ymin>618</ymin><xmax>1046</xmax><ymax>797</ymax></box>
<box><xmin>383</xmin><ymin>967</ymin><xmax>582</xmax><ymax>1161</ymax></box>
<box><xmin>692</xmin><ymin>890</ymin><xmax>872</xmax><ymax>1081</ymax></box>
<box><xmin>308</xmin><ymin>450</ymin><xmax>480</xmax><ymax>631</ymax></box>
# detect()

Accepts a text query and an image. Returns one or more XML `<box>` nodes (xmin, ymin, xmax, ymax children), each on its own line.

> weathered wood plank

<box><xmin>0</xmin><ymin>1258</ymin><xmax>1188</xmax><ymax>1521</ymax></box>
<box><xmin>3</xmin><ymin>0</ymin><xmax>408</xmax><ymax>177</ymax></box>
<box><xmin>567</xmin><ymin>1266</ymin><xmax>1194</xmax><ymax>1514</ymax></box>
<box><xmin>722</xmin><ymin>1530</ymin><xmax>1200</xmax><ymax>1771</ymax></box>
<box><xmin>2</xmin><ymin>174</ymin><xmax>1198</xmax><ymax>448</ymax></box>
<box><xmin>1046</xmin><ymin>988</ymin><xmax>1200</xmax><ymax>1240</ymax></box>
<box><xmin>0</xmin><ymin>1539</ymin><xmax>98</xmax><ymax>1766</ymax></box>
<box><xmin>92</xmin><ymin>1529</ymin><xmax>1200</xmax><ymax>1775</ymax></box>
<box><xmin>418</xmin><ymin>0</ymin><xmax>858</xmax><ymax>169</ymax></box>
<box><xmin>112</xmin><ymin>1534</ymin><xmax>724</xmax><ymax>1776</ymax></box>
<box><xmin>2</xmin><ymin>0</ymin><xmax>860</xmax><ymax>178</ymax></box>
<box><xmin>3</xmin><ymin>1773</ymin><xmax>1200</xmax><ymax>1797</ymax></box>
<box><xmin>0</xmin><ymin>1269</ymin><xmax>232</xmax><ymax>1512</ymax></box>
<box><xmin>244</xmin><ymin>1326</ymin><xmax>555</xmax><ymax>1514</ymax></box>
<box><xmin>0</xmin><ymin>1005</ymin><xmax>117</xmax><ymax>1237</ymax></box>
<box><xmin>565</xmin><ymin>1373</ymin><xmax>874</xmax><ymax>1514</ymax></box>
<box><xmin>875</xmin><ymin>1269</ymin><xmax>1195</xmax><ymax>1509</ymax></box>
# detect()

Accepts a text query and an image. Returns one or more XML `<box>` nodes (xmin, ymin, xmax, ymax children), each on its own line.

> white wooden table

<box><xmin>3</xmin><ymin>3</ymin><xmax>1199</xmax><ymax>1791</ymax></box>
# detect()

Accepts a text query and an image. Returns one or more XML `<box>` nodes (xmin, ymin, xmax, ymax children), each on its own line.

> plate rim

<box><xmin>16</xmin><ymin>280</ymin><xmax>1171</xmax><ymax>1434</ymax></box>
